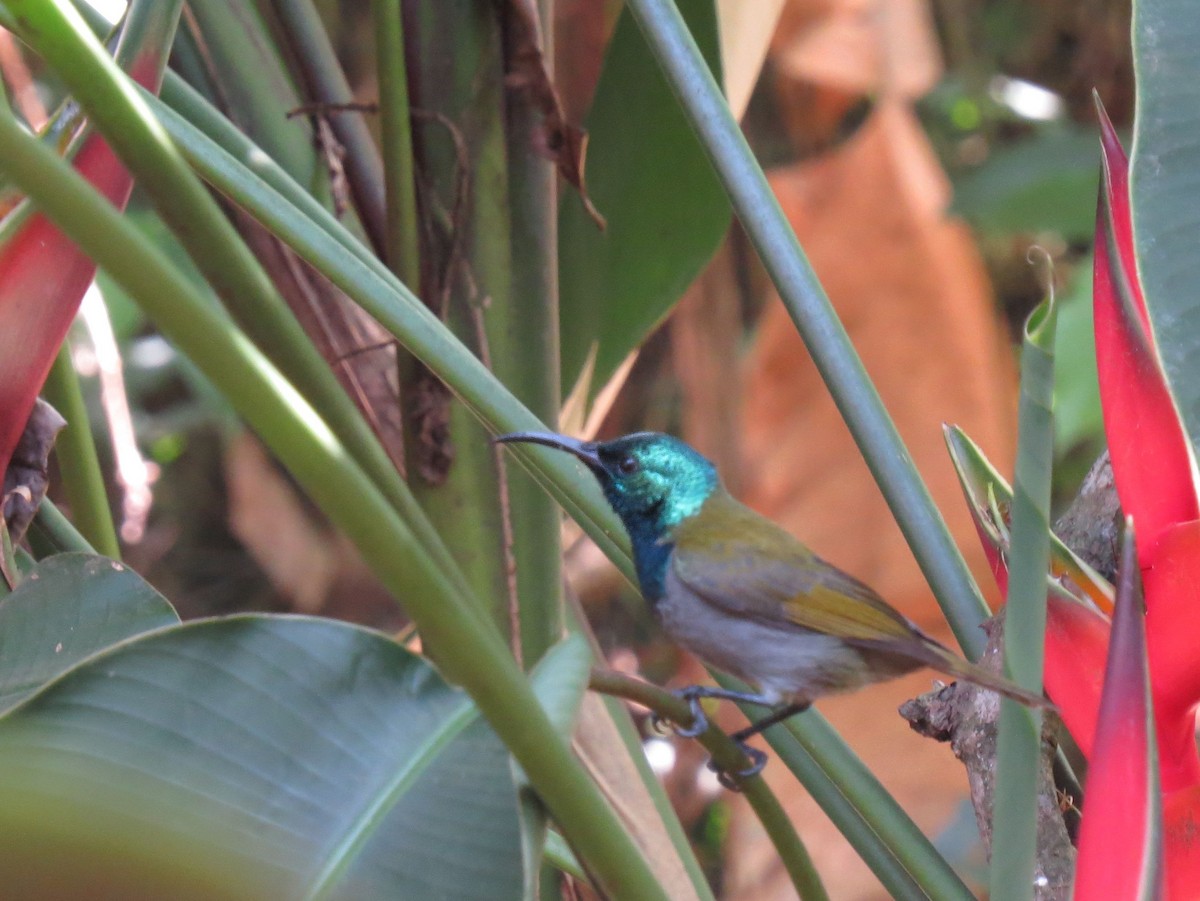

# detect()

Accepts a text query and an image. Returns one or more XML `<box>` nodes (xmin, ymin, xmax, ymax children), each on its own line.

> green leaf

<box><xmin>1053</xmin><ymin>257</ymin><xmax>1102</xmax><ymax>453</ymax></box>
<box><xmin>952</xmin><ymin>125</ymin><xmax>1099</xmax><ymax>240</ymax></box>
<box><xmin>990</xmin><ymin>289</ymin><xmax>1056</xmax><ymax>901</ymax></box>
<box><xmin>0</xmin><ymin>615</ymin><xmax>523</xmax><ymax>900</ymax></box>
<box><xmin>1131</xmin><ymin>0</ymin><xmax>1200</xmax><ymax>448</ymax></box>
<box><xmin>0</xmin><ymin>552</ymin><xmax>178</xmax><ymax>712</ymax></box>
<box><xmin>529</xmin><ymin>631</ymin><xmax>592</xmax><ymax>735</ymax></box>
<box><xmin>558</xmin><ymin>0</ymin><xmax>730</xmax><ymax>398</ymax></box>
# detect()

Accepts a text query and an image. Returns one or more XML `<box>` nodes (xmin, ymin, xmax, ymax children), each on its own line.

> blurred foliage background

<box><xmin>30</xmin><ymin>0</ymin><xmax>1130</xmax><ymax>896</ymax></box>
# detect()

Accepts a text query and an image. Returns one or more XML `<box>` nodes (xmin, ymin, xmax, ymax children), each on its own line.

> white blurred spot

<box><xmin>696</xmin><ymin>763</ymin><xmax>723</xmax><ymax>797</ymax></box>
<box><xmin>989</xmin><ymin>76</ymin><xmax>1065</xmax><ymax>122</ymax></box>
<box><xmin>643</xmin><ymin>737</ymin><xmax>676</xmax><ymax>776</ymax></box>
<box><xmin>127</xmin><ymin>334</ymin><xmax>176</xmax><ymax>370</ymax></box>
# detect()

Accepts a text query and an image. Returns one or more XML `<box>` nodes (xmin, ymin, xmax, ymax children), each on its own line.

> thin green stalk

<box><xmin>622</xmin><ymin>0</ymin><xmax>991</xmax><ymax>658</ymax></box>
<box><xmin>29</xmin><ymin>498</ymin><xmax>96</xmax><ymax>555</ymax></box>
<box><xmin>369</xmin><ymin>0</ymin><xmax>419</xmax><ymax>286</ymax></box>
<box><xmin>41</xmin><ymin>344</ymin><xmax>120</xmax><ymax>558</ymax></box>
<box><xmin>0</xmin><ymin>109</ymin><xmax>670</xmax><ymax>901</ymax></box>
<box><xmin>590</xmin><ymin>669</ymin><xmax>829</xmax><ymax>901</ymax></box>
<box><xmin>502</xmin><ymin>0</ymin><xmax>564</xmax><ymax>663</ymax></box>
<box><xmin>543</xmin><ymin>830</ymin><xmax>587</xmax><ymax>882</ymax></box>
<box><xmin>754</xmin><ymin>723</ymin><xmax>930</xmax><ymax>901</ymax></box>
<box><xmin>990</xmin><ymin>295</ymin><xmax>1056</xmax><ymax>901</ymax></box>
<box><xmin>182</xmin><ymin>0</ymin><xmax>319</xmax><ymax>187</ymax></box>
<box><xmin>403</xmin><ymin>1</ymin><xmax>515</xmax><ymax>634</ymax></box>
<box><xmin>0</xmin><ymin>524</ymin><xmax>16</xmax><ymax>593</ymax></box>
<box><xmin>715</xmin><ymin>674</ymin><xmax>976</xmax><ymax>901</ymax></box>
<box><xmin>269</xmin><ymin>0</ymin><xmax>388</xmax><ymax>253</ymax></box>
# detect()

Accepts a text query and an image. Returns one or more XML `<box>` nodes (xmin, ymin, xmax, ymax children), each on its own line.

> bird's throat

<box><xmin>630</xmin><ymin>525</ymin><xmax>673</xmax><ymax>603</ymax></box>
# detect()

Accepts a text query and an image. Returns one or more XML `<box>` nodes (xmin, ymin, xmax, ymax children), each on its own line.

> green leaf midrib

<box><xmin>305</xmin><ymin>693</ymin><xmax>481</xmax><ymax>900</ymax></box>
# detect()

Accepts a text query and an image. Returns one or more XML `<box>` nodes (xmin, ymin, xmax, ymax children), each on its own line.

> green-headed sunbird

<box><xmin>497</xmin><ymin>430</ymin><xmax>1049</xmax><ymax>782</ymax></box>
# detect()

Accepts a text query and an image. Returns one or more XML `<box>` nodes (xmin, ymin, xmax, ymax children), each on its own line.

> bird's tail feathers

<box><xmin>914</xmin><ymin>641</ymin><xmax>1054</xmax><ymax>709</ymax></box>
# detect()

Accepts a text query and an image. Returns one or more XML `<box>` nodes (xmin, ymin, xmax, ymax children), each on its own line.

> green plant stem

<box><xmin>41</xmin><ymin>344</ymin><xmax>120</xmax><ymax>558</ymax></box>
<box><xmin>713</xmin><ymin>673</ymin><xmax>976</xmax><ymax>901</ymax></box>
<box><xmin>182</xmin><ymin>0</ymin><xmax>318</xmax><ymax>186</ymax></box>
<box><xmin>369</xmin><ymin>0</ymin><xmax>419</xmax><ymax>287</ymax></box>
<box><xmin>754</xmin><ymin>724</ymin><xmax>930</xmax><ymax>900</ymax></box>
<box><xmin>502</xmin><ymin>0</ymin><xmax>564</xmax><ymax>663</ymax></box>
<box><xmin>543</xmin><ymin>830</ymin><xmax>587</xmax><ymax>882</ymax></box>
<box><xmin>990</xmin><ymin>296</ymin><xmax>1056</xmax><ymax>901</ymax></box>
<box><xmin>403</xmin><ymin>2</ymin><xmax>516</xmax><ymax>633</ymax></box>
<box><xmin>622</xmin><ymin>0</ymin><xmax>991</xmax><ymax>659</ymax></box>
<box><xmin>589</xmin><ymin>669</ymin><xmax>829</xmax><ymax>901</ymax></box>
<box><xmin>0</xmin><ymin>109</ymin><xmax>669</xmax><ymax>901</ymax></box>
<box><xmin>30</xmin><ymin>499</ymin><xmax>96</xmax><ymax>556</ymax></box>
<box><xmin>268</xmin><ymin>0</ymin><xmax>387</xmax><ymax>253</ymax></box>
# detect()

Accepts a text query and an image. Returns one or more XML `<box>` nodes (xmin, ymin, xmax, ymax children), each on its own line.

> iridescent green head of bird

<box><xmin>494</xmin><ymin>431</ymin><xmax>718</xmax><ymax>598</ymax></box>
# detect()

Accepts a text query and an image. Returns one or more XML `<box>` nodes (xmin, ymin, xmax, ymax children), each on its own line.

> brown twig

<box><xmin>900</xmin><ymin>618</ymin><xmax>1076</xmax><ymax>899</ymax></box>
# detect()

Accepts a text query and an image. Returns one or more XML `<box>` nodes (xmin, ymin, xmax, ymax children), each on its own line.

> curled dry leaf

<box><xmin>2</xmin><ymin>399</ymin><xmax>66</xmax><ymax>544</ymax></box>
<box><xmin>504</xmin><ymin>0</ymin><xmax>604</xmax><ymax>228</ymax></box>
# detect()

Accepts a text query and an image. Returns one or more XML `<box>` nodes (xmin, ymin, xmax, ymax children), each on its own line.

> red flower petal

<box><xmin>1094</xmin><ymin>101</ymin><xmax>1200</xmax><ymax>567</ymax></box>
<box><xmin>1143</xmin><ymin>520</ymin><xmax>1200</xmax><ymax>793</ymax></box>
<box><xmin>0</xmin><ymin>12</ymin><xmax>174</xmax><ymax>478</ymax></box>
<box><xmin>1044</xmin><ymin>588</ymin><xmax>1110</xmax><ymax>757</ymax></box>
<box><xmin>1074</xmin><ymin>521</ymin><xmax>1164</xmax><ymax>899</ymax></box>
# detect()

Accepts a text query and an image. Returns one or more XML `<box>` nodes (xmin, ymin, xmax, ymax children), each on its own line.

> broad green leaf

<box><xmin>558</xmin><ymin>0</ymin><xmax>730</xmax><ymax>399</ymax></box>
<box><xmin>0</xmin><ymin>615</ymin><xmax>522</xmax><ymax>900</ymax></box>
<box><xmin>0</xmin><ymin>552</ymin><xmax>178</xmax><ymax>712</ymax></box>
<box><xmin>1131</xmin><ymin>0</ymin><xmax>1200</xmax><ymax>448</ymax></box>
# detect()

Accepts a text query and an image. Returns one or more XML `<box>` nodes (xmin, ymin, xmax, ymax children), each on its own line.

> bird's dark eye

<box><xmin>617</xmin><ymin>455</ymin><xmax>640</xmax><ymax>476</ymax></box>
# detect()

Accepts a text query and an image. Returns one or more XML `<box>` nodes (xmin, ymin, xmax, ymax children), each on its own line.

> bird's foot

<box><xmin>708</xmin><ymin>742</ymin><xmax>768</xmax><ymax>792</ymax></box>
<box><xmin>651</xmin><ymin>686</ymin><xmax>709</xmax><ymax>738</ymax></box>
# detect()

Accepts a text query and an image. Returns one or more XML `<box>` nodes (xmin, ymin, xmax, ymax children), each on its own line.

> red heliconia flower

<box><xmin>950</xmin><ymin>100</ymin><xmax>1200</xmax><ymax>897</ymax></box>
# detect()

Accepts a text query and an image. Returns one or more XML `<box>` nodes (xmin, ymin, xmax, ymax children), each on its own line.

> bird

<box><xmin>496</xmin><ymin>429</ymin><xmax>1049</xmax><ymax>783</ymax></box>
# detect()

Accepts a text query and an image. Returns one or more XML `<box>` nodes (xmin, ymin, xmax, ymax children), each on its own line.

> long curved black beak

<box><xmin>494</xmin><ymin>431</ymin><xmax>604</xmax><ymax>474</ymax></box>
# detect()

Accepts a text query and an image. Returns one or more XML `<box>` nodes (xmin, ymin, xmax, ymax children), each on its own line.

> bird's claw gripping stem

<box><xmin>673</xmin><ymin>687</ymin><xmax>710</xmax><ymax>737</ymax></box>
<box><xmin>709</xmin><ymin>743</ymin><xmax>768</xmax><ymax>792</ymax></box>
<box><xmin>650</xmin><ymin>686</ymin><xmax>709</xmax><ymax>737</ymax></box>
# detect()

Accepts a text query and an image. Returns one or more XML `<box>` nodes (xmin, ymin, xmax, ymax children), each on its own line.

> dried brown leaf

<box><xmin>504</xmin><ymin>0</ymin><xmax>605</xmax><ymax>228</ymax></box>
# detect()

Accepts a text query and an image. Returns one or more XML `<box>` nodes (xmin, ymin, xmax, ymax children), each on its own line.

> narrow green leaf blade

<box><xmin>989</xmin><ymin>290</ymin><xmax>1056</xmax><ymax>901</ymax></box>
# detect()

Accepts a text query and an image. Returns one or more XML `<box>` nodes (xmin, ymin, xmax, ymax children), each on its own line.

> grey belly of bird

<box><xmin>657</xmin><ymin>569</ymin><xmax>870</xmax><ymax>706</ymax></box>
